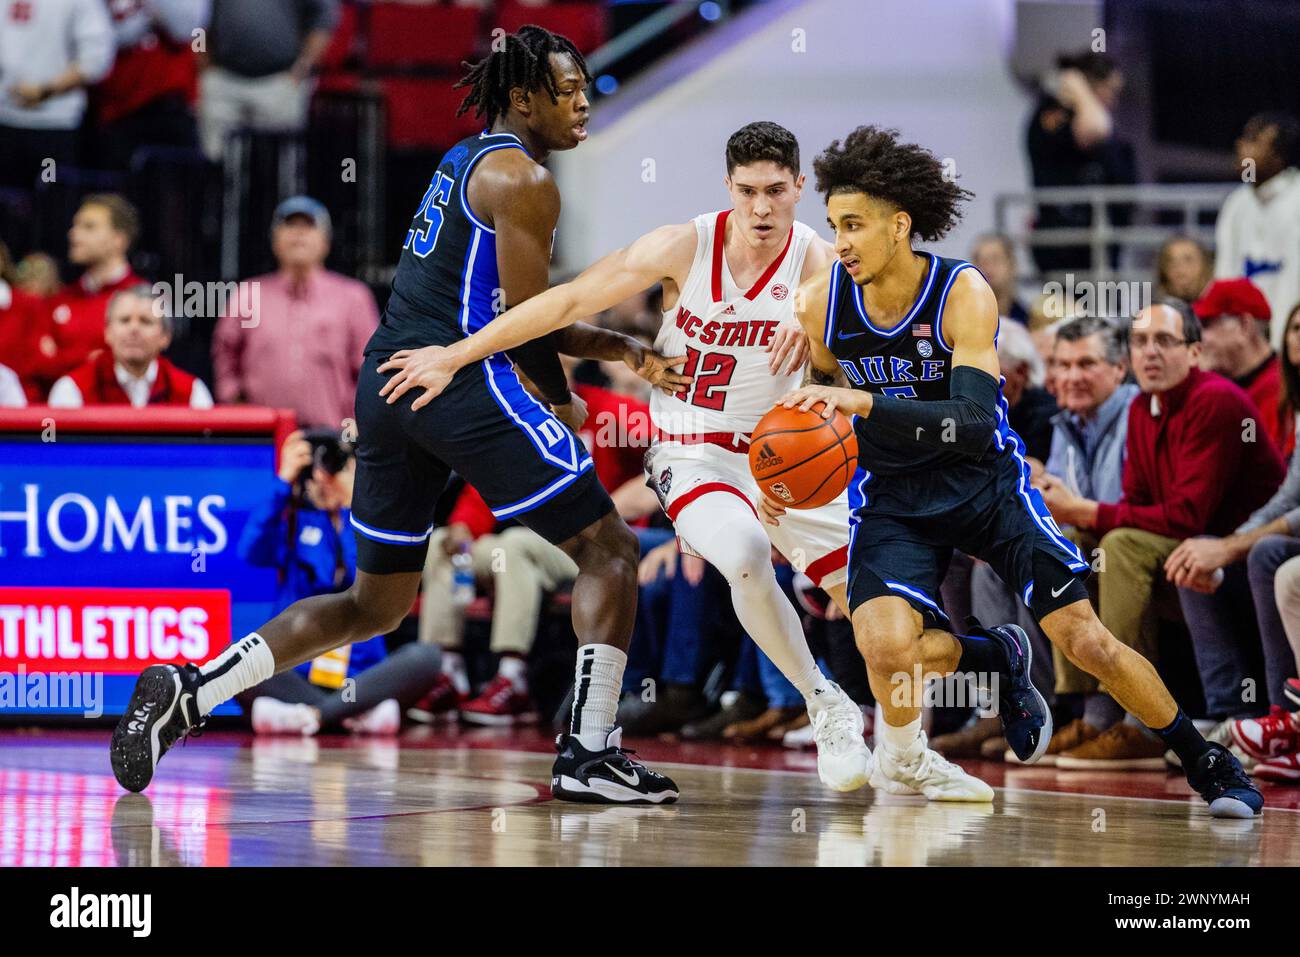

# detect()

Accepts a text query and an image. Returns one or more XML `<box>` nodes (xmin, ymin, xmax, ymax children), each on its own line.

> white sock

<box><xmin>878</xmin><ymin>714</ymin><xmax>923</xmax><ymax>753</ymax></box>
<box><xmin>571</xmin><ymin>643</ymin><xmax>626</xmax><ymax>751</ymax></box>
<box><xmin>196</xmin><ymin>633</ymin><xmax>276</xmax><ymax>716</ymax></box>
<box><xmin>498</xmin><ymin>654</ymin><xmax>528</xmax><ymax>691</ymax></box>
<box><xmin>442</xmin><ymin>649</ymin><xmax>469</xmax><ymax>695</ymax></box>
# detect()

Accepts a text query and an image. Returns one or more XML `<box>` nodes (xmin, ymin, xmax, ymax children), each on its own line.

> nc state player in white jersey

<box><xmin>382</xmin><ymin>122</ymin><xmax>871</xmax><ymax>792</ymax></box>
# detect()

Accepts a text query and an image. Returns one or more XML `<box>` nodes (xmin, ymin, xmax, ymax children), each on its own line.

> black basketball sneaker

<box><xmin>111</xmin><ymin>664</ymin><xmax>205</xmax><ymax>792</ymax></box>
<box><xmin>551</xmin><ymin>728</ymin><xmax>680</xmax><ymax>804</ymax></box>
<box><xmin>980</xmin><ymin>623</ymin><xmax>1052</xmax><ymax>765</ymax></box>
<box><xmin>1187</xmin><ymin>743</ymin><xmax>1264</xmax><ymax>819</ymax></box>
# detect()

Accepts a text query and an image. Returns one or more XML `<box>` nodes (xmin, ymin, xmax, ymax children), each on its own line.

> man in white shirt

<box><xmin>1215</xmin><ymin>112</ymin><xmax>1300</xmax><ymax>350</ymax></box>
<box><xmin>0</xmin><ymin>0</ymin><xmax>115</xmax><ymax>189</ymax></box>
<box><xmin>48</xmin><ymin>285</ymin><xmax>214</xmax><ymax>409</ymax></box>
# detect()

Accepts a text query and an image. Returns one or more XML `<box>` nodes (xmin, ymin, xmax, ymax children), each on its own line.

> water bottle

<box><xmin>451</xmin><ymin>543</ymin><xmax>475</xmax><ymax>607</ymax></box>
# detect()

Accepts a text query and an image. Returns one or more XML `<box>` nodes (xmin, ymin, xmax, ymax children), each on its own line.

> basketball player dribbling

<box><xmin>110</xmin><ymin>27</ymin><xmax>687</xmax><ymax>805</ymax></box>
<box><xmin>770</xmin><ymin>125</ymin><xmax>1262</xmax><ymax>818</ymax></box>
<box><xmin>379</xmin><ymin>121</ymin><xmax>877</xmax><ymax>791</ymax></box>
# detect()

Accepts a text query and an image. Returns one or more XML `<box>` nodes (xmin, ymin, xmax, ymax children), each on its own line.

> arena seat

<box><xmin>319</xmin><ymin>1</ymin><xmax>359</xmax><ymax>71</ymax></box>
<box><xmin>367</xmin><ymin>3</ymin><xmax>481</xmax><ymax>70</ymax></box>
<box><xmin>493</xmin><ymin>1</ymin><xmax>608</xmax><ymax>55</ymax></box>
<box><xmin>382</xmin><ymin>77</ymin><xmax>482</xmax><ymax>151</ymax></box>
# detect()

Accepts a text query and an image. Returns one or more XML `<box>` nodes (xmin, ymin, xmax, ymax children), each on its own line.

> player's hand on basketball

<box><xmin>625</xmin><ymin>342</ymin><xmax>691</xmax><ymax>395</ymax></box>
<box><xmin>551</xmin><ymin>392</ymin><xmax>588</xmax><ymax>433</ymax></box>
<box><xmin>779</xmin><ymin>385</ymin><xmax>859</xmax><ymax>418</ymax></box>
<box><xmin>378</xmin><ymin>346</ymin><xmax>458</xmax><ymax>411</ymax></box>
<box><xmin>758</xmin><ymin>492</ymin><xmax>786</xmax><ymax>527</ymax></box>
<box><xmin>767</xmin><ymin>316</ymin><xmax>809</xmax><ymax>376</ymax></box>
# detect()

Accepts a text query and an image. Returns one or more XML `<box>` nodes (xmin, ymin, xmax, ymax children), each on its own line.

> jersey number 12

<box><xmin>676</xmin><ymin>347</ymin><xmax>737</xmax><ymax>411</ymax></box>
<box><xmin>404</xmin><ymin>172</ymin><xmax>454</xmax><ymax>258</ymax></box>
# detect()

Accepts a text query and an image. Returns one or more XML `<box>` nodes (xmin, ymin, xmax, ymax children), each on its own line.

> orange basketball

<box><xmin>748</xmin><ymin>402</ymin><xmax>858</xmax><ymax>510</ymax></box>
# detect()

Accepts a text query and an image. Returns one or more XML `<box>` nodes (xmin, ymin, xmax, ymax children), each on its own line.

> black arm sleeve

<box><xmin>864</xmin><ymin>365</ymin><xmax>1000</xmax><ymax>458</ymax></box>
<box><xmin>506</xmin><ymin>331</ymin><xmax>572</xmax><ymax>406</ymax></box>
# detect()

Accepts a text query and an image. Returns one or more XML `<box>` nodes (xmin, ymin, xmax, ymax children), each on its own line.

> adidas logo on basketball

<box><xmin>755</xmin><ymin>442</ymin><xmax>784</xmax><ymax>470</ymax></box>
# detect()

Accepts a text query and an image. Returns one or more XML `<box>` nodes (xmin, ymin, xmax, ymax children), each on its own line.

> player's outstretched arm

<box><xmin>379</xmin><ymin>223</ymin><xmax>694</xmax><ymax>411</ymax></box>
<box><xmin>554</xmin><ymin>323</ymin><xmax>692</xmax><ymax>395</ymax></box>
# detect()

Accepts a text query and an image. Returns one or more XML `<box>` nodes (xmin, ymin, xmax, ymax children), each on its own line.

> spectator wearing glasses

<box><xmin>1037</xmin><ymin>300</ymin><xmax>1285</xmax><ymax>769</ymax></box>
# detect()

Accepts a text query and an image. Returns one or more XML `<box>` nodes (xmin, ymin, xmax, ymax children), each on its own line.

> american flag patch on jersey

<box><xmin>912</xmin><ymin>324</ymin><xmax>932</xmax><ymax>337</ymax></box>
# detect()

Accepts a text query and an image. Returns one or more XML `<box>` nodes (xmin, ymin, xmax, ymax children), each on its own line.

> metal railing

<box><xmin>994</xmin><ymin>182</ymin><xmax>1236</xmax><ymax>288</ymax></box>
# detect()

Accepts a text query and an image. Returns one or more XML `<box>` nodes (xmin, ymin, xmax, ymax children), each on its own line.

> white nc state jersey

<box><xmin>650</xmin><ymin>210</ymin><xmax>817</xmax><ymax>435</ymax></box>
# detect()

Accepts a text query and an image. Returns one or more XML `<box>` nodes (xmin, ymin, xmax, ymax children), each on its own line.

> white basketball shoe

<box><xmin>870</xmin><ymin>729</ymin><xmax>994</xmax><ymax>802</ymax></box>
<box><xmin>808</xmin><ymin>682</ymin><xmax>872</xmax><ymax>791</ymax></box>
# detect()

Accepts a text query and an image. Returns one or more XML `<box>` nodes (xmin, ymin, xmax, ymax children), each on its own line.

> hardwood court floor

<box><xmin>3</xmin><ymin>728</ymin><xmax>1298</xmax><ymax>866</ymax></box>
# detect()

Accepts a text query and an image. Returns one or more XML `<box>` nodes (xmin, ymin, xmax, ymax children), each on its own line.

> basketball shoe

<box><xmin>808</xmin><ymin>681</ymin><xmax>872</xmax><ymax>791</ymax></box>
<box><xmin>551</xmin><ymin>728</ymin><xmax>679</xmax><ymax>804</ymax></box>
<box><xmin>460</xmin><ymin>675</ymin><xmax>539</xmax><ymax>726</ymax></box>
<box><xmin>870</xmin><ymin>730</ymin><xmax>995</xmax><ymax>802</ymax></box>
<box><xmin>1230</xmin><ymin>706</ymin><xmax>1300</xmax><ymax>763</ymax></box>
<box><xmin>1186</xmin><ymin>743</ymin><xmax>1263</xmax><ymax>818</ymax></box>
<box><xmin>406</xmin><ymin>673</ymin><xmax>463</xmax><ymax>724</ymax></box>
<box><xmin>111</xmin><ymin>664</ymin><xmax>205</xmax><ymax>792</ymax></box>
<box><xmin>978</xmin><ymin>623</ymin><xmax>1052</xmax><ymax>764</ymax></box>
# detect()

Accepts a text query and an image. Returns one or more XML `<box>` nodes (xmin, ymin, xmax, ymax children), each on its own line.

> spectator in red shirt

<box><xmin>47</xmin><ymin>284</ymin><xmax>213</xmax><ymax>408</ymax></box>
<box><xmin>30</xmin><ymin>194</ymin><xmax>144</xmax><ymax>396</ymax></box>
<box><xmin>93</xmin><ymin>0</ymin><xmax>210</xmax><ymax>170</ymax></box>
<box><xmin>0</xmin><ymin>242</ymin><xmax>46</xmax><ymax>401</ymax></box>
<box><xmin>1194</xmin><ymin>277</ymin><xmax>1294</xmax><ymax>457</ymax></box>
<box><xmin>1038</xmin><ymin>300</ymin><xmax>1285</xmax><ymax>768</ymax></box>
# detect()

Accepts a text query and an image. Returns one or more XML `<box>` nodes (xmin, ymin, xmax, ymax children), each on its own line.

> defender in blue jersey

<box><xmin>772</xmin><ymin>126</ymin><xmax>1260</xmax><ymax>817</ymax></box>
<box><xmin>111</xmin><ymin>27</ymin><xmax>680</xmax><ymax>805</ymax></box>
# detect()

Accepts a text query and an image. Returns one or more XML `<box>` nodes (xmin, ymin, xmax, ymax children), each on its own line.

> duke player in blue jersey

<box><xmin>111</xmin><ymin>27</ymin><xmax>683</xmax><ymax>805</ymax></box>
<box><xmin>770</xmin><ymin>126</ymin><xmax>1261</xmax><ymax>817</ymax></box>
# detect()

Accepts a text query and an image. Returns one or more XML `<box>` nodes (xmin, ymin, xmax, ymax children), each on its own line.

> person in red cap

<box><xmin>1194</xmin><ymin>276</ymin><xmax>1294</xmax><ymax>456</ymax></box>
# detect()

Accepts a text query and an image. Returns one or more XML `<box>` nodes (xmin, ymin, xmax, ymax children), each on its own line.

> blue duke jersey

<box><xmin>348</xmin><ymin>128</ymin><xmax>605</xmax><ymax>576</ymax></box>
<box><xmin>823</xmin><ymin>251</ymin><xmax>1012</xmax><ymax>476</ymax></box>
<box><xmin>367</xmin><ymin>130</ymin><xmax>534</xmax><ymax>356</ymax></box>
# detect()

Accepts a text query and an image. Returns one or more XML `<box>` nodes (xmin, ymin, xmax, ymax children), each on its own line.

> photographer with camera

<box><xmin>234</xmin><ymin>428</ymin><xmax>441</xmax><ymax>735</ymax></box>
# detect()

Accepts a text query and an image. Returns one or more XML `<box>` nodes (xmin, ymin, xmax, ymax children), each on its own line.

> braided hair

<box><xmin>454</xmin><ymin>25</ymin><xmax>591</xmax><ymax>127</ymax></box>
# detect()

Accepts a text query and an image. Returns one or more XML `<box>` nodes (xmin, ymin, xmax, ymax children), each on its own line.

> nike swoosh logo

<box><xmin>836</xmin><ymin>328</ymin><xmax>868</xmax><ymax>340</ymax></box>
<box><xmin>1051</xmin><ymin>582</ymin><xmax>1071</xmax><ymax>598</ymax></box>
<box><xmin>605</xmin><ymin>763</ymin><xmax>640</xmax><ymax>786</ymax></box>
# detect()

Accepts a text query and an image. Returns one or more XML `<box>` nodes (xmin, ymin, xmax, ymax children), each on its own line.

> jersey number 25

<box><xmin>404</xmin><ymin>172</ymin><xmax>454</xmax><ymax>258</ymax></box>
